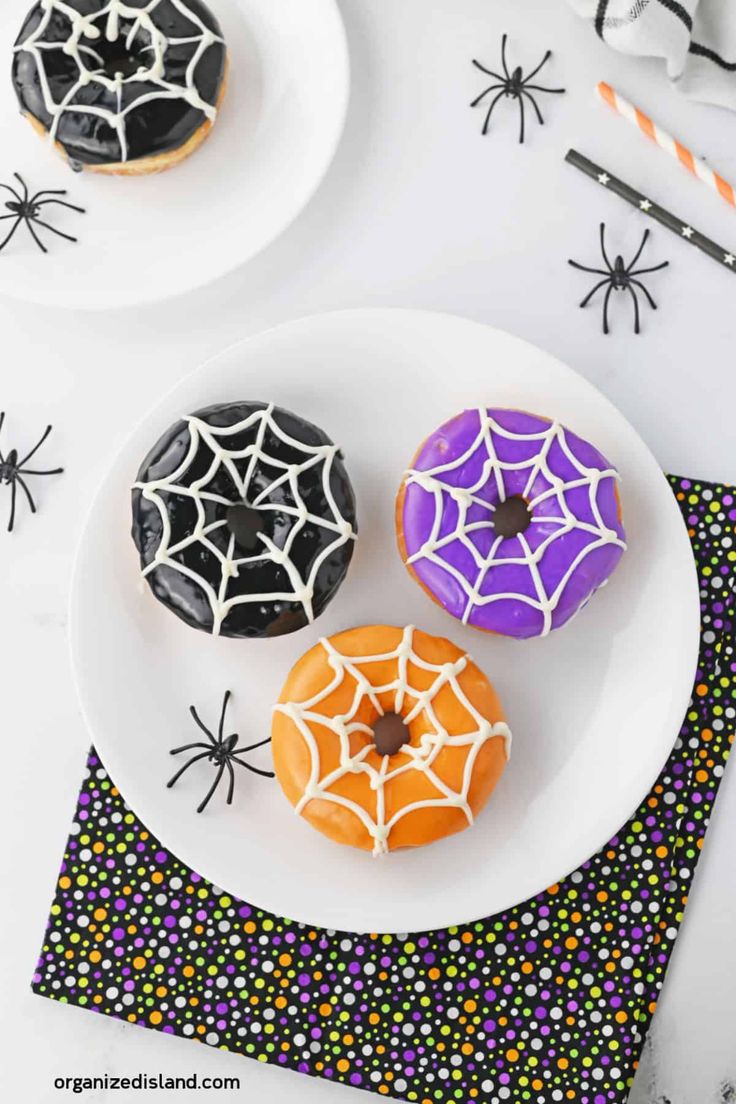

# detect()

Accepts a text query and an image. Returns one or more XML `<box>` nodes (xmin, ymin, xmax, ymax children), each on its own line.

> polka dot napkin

<box><xmin>32</xmin><ymin>476</ymin><xmax>734</xmax><ymax>1104</ymax></box>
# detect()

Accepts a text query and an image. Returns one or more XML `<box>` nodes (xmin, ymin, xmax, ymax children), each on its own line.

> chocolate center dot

<box><xmin>226</xmin><ymin>504</ymin><xmax>265</xmax><ymax>553</ymax></box>
<box><xmin>492</xmin><ymin>495</ymin><xmax>532</xmax><ymax>538</ymax></box>
<box><xmin>373</xmin><ymin>713</ymin><xmax>408</xmax><ymax>757</ymax></box>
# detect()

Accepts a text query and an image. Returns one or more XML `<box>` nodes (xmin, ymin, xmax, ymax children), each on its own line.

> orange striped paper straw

<box><xmin>597</xmin><ymin>81</ymin><xmax>736</xmax><ymax>209</ymax></box>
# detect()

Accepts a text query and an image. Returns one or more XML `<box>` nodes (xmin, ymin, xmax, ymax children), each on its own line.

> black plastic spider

<box><xmin>471</xmin><ymin>34</ymin><xmax>565</xmax><ymax>143</ymax></box>
<box><xmin>0</xmin><ymin>413</ymin><xmax>64</xmax><ymax>533</ymax></box>
<box><xmin>568</xmin><ymin>223</ymin><xmax>669</xmax><ymax>335</ymax></box>
<box><xmin>167</xmin><ymin>691</ymin><xmax>274</xmax><ymax>814</ymax></box>
<box><xmin>0</xmin><ymin>172</ymin><xmax>84</xmax><ymax>255</ymax></box>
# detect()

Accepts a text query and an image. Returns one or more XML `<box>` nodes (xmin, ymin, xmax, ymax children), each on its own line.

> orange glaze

<box><xmin>271</xmin><ymin>625</ymin><xmax>510</xmax><ymax>854</ymax></box>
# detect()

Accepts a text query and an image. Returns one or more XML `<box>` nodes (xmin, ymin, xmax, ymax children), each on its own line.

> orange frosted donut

<box><xmin>272</xmin><ymin>624</ymin><xmax>511</xmax><ymax>855</ymax></box>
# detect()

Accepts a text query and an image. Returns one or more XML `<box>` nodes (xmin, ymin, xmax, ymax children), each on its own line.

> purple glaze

<box><xmin>400</xmin><ymin>408</ymin><xmax>626</xmax><ymax>638</ymax></box>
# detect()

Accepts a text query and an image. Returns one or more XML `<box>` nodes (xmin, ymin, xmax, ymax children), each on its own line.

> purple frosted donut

<box><xmin>396</xmin><ymin>408</ymin><xmax>627</xmax><ymax>639</ymax></box>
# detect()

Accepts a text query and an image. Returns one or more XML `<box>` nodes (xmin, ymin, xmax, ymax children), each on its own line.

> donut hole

<box><xmin>84</xmin><ymin>20</ymin><xmax>150</xmax><ymax>80</ymax></box>
<box><xmin>372</xmin><ymin>713</ymin><xmax>409</xmax><ymax>758</ymax></box>
<box><xmin>226</xmin><ymin>504</ymin><xmax>267</xmax><ymax>554</ymax></box>
<box><xmin>492</xmin><ymin>495</ymin><xmax>532</xmax><ymax>538</ymax></box>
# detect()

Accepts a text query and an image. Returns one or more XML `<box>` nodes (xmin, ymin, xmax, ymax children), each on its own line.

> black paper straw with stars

<box><xmin>565</xmin><ymin>149</ymin><xmax>736</xmax><ymax>275</ymax></box>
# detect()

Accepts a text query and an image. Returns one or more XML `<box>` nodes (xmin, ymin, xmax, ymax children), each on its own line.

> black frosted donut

<box><xmin>12</xmin><ymin>0</ymin><xmax>227</xmax><ymax>170</ymax></box>
<box><xmin>131</xmin><ymin>402</ymin><xmax>358</xmax><ymax>639</ymax></box>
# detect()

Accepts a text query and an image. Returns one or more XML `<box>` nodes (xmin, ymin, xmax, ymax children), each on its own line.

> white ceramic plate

<box><xmin>0</xmin><ymin>0</ymin><xmax>348</xmax><ymax>309</ymax></box>
<box><xmin>70</xmin><ymin>309</ymin><xmax>700</xmax><ymax>932</ymax></box>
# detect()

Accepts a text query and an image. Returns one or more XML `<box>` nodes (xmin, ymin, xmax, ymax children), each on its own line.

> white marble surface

<box><xmin>1</xmin><ymin>0</ymin><xmax>735</xmax><ymax>1101</ymax></box>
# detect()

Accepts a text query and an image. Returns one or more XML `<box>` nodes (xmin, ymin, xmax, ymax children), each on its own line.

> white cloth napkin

<box><xmin>568</xmin><ymin>0</ymin><xmax>736</xmax><ymax>110</ymax></box>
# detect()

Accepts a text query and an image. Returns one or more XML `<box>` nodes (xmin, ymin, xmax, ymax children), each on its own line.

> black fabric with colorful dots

<box><xmin>32</xmin><ymin>476</ymin><xmax>735</xmax><ymax>1104</ymax></box>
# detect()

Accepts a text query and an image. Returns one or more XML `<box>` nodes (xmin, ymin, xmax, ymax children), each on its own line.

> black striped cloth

<box><xmin>569</xmin><ymin>0</ymin><xmax>736</xmax><ymax>108</ymax></box>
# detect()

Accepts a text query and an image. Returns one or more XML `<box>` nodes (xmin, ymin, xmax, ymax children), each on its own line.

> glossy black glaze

<box><xmin>131</xmin><ymin>402</ymin><xmax>358</xmax><ymax>640</ymax></box>
<box><xmin>12</xmin><ymin>0</ymin><xmax>226</xmax><ymax>167</ymax></box>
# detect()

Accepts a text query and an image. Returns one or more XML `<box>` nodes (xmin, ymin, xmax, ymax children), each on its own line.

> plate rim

<box><xmin>68</xmin><ymin>307</ymin><xmax>701</xmax><ymax>932</ymax></box>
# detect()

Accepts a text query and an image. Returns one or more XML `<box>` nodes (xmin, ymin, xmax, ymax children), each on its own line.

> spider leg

<box><xmin>218</xmin><ymin>689</ymin><xmax>232</xmax><ymax>743</ymax></box>
<box><xmin>225</xmin><ymin>759</ymin><xmax>236</xmax><ymax>804</ymax></box>
<box><xmin>14</xmin><ymin>173</ymin><xmax>29</xmax><ymax>203</ymax></box>
<box><xmin>481</xmin><ymin>90</ymin><xmax>507</xmax><ymax>135</ymax></box>
<box><xmin>230</xmin><ymin>757</ymin><xmax>275</xmax><ymax>779</ymax></box>
<box><xmin>0</xmin><ymin>214</ymin><xmax>21</xmax><ymax>220</ymax></box>
<box><xmin>189</xmin><ymin>704</ymin><xmax>217</xmax><ymax>746</ymax></box>
<box><xmin>15</xmin><ymin>475</ymin><xmax>37</xmax><ymax>514</ymax></box>
<box><xmin>599</xmin><ymin>223</ymin><xmax>613</xmax><ymax>272</ymax></box>
<box><xmin>568</xmin><ymin>260</ymin><xmax>609</xmax><ymax>275</ymax></box>
<box><xmin>197</xmin><ymin>761</ymin><xmax>226</xmax><ymax>814</ymax></box>
<box><xmin>0</xmin><ymin>217</ymin><xmax>22</xmax><ymax>254</ymax></box>
<box><xmin>522</xmin><ymin>83</ymin><xmax>565</xmax><ymax>94</ymax></box>
<box><xmin>34</xmin><ymin>198</ymin><xmax>86</xmax><ymax>214</ymax></box>
<box><xmin>30</xmin><ymin>218</ymin><xmax>79</xmax><ymax>244</ymax></box>
<box><xmin>625</xmin><ymin>227</ymin><xmax>650</xmax><ymax>272</ymax></box>
<box><xmin>627</xmin><ymin>284</ymin><xmax>641</xmax><ymax>334</ymax></box>
<box><xmin>169</xmin><ymin>740</ymin><xmax>212</xmax><ymax>756</ymax></box>
<box><xmin>629</xmin><ymin>278</ymin><xmax>658</xmax><ymax>310</ymax></box>
<box><xmin>18</xmin><ymin>423</ymin><xmax>52</xmax><ymax>467</ymax></box>
<box><xmin>8</xmin><ymin>480</ymin><xmax>17</xmax><ymax>533</ymax></box>
<box><xmin>0</xmin><ymin>181</ymin><xmax>22</xmax><ymax>203</ymax></box>
<box><xmin>501</xmin><ymin>33</ymin><xmax>511</xmax><ymax>81</ymax></box>
<box><xmin>471</xmin><ymin>60</ymin><xmax>505</xmax><ymax>82</ymax></box>
<box><xmin>28</xmin><ymin>189</ymin><xmax>68</xmax><ymax>201</ymax></box>
<box><xmin>523</xmin><ymin>49</ymin><xmax>552</xmax><ymax>83</ymax></box>
<box><xmin>24</xmin><ymin>218</ymin><xmax>48</xmax><ymax>254</ymax></box>
<box><xmin>16</xmin><ymin>466</ymin><xmax>64</xmax><ymax>476</ymax></box>
<box><xmin>232</xmin><ymin>736</ymin><xmax>273</xmax><ymax>755</ymax></box>
<box><xmin>518</xmin><ymin>93</ymin><xmax>525</xmax><ymax>143</ymax></box>
<box><xmin>602</xmin><ymin>284</ymin><xmax>614</xmax><ymax>335</ymax></box>
<box><xmin>167</xmin><ymin>750</ymin><xmax>212</xmax><ymax>788</ymax></box>
<box><xmin>578</xmin><ymin>278</ymin><xmax>610</xmax><ymax>308</ymax></box>
<box><xmin>520</xmin><ymin>88</ymin><xmax>544</xmax><ymax>125</ymax></box>
<box><xmin>628</xmin><ymin>261</ymin><xmax>669</xmax><ymax>277</ymax></box>
<box><xmin>470</xmin><ymin>83</ymin><xmax>504</xmax><ymax>108</ymax></box>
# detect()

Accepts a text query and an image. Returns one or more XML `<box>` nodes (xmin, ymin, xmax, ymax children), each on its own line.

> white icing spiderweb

<box><xmin>404</xmin><ymin>410</ymin><xmax>626</xmax><ymax>635</ymax></box>
<box><xmin>134</xmin><ymin>404</ymin><xmax>356</xmax><ymax>636</ymax></box>
<box><xmin>15</xmin><ymin>0</ymin><xmax>223</xmax><ymax>163</ymax></box>
<box><xmin>275</xmin><ymin>626</ymin><xmax>512</xmax><ymax>856</ymax></box>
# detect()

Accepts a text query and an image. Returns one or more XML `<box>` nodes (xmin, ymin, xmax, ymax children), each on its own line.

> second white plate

<box><xmin>0</xmin><ymin>0</ymin><xmax>348</xmax><ymax>309</ymax></box>
<box><xmin>70</xmin><ymin>309</ymin><xmax>700</xmax><ymax>932</ymax></box>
